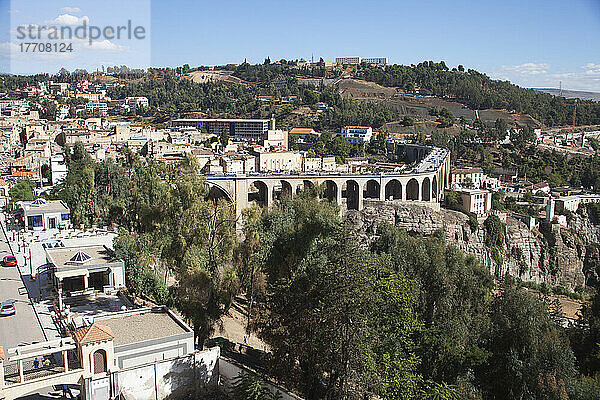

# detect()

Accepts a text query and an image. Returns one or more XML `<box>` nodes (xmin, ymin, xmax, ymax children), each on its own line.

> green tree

<box><xmin>8</xmin><ymin>179</ymin><xmax>35</xmax><ymax>208</ymax></box>
<box><xmin>164</xmin><ymin>156</ymin><xmax>238</xmax><ymax>347</ymax></box>
<box><xmin>476</xmin><ymin>282</ymin><xmax>576</xmax><ymax>400</ymax></box>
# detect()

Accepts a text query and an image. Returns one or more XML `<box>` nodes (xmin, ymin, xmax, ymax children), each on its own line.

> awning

<box><xmin>55</xmin><ymin>268</ymin><xmax>89</xmax><ymax>280</ymax></box>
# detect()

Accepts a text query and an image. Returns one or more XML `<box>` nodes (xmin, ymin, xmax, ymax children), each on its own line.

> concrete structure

<box><xmin>335</xmin><ymin>57</ymin><xmax>360</xmax><ymax>65</ymax></box>
<box><xmin>92</xmin><ymin>307</ymin><xmax>194</xmax><ymax>370</ymax></box>
<box><xmin>0</xmin><ymin>308</ymin><xmax>217</xmax><ymax>400</ymax></box>
<box><xmin>206</xmin><ymin>144</ymin><xmax>451</xmax><ymax>219</ymax></box>
<box><xmin>340</xmin><ymin>126</ymin><xmax>373</xmax><ymax>144</ymax></box>
<box><xmin>124</xmin><ymin>97</ymin><xmax>149</xmax><ymax>108</ymax></box>
<box><xmin>19</xmin><ymin>199</ymin><xmax>70</xmax><ymax>230</ymax></box>
<box><xmin>555</xmin><ymin>194</ymin><xmax>600</xmax><ymax>213</ymax></box>
<box><xmin>362</xmin><ymin>57</ymin><xmax>387</xmax><ymax>65</ymax></box>
<box><xmin>50</xmin><ymin>154</ymin><xmax>68</xmax><ymax>185</ymax></box>
<box><xmin>454</xmin><ymin>188</ymin><xmax>492</xmax><ymax>216</ymax></box>
<box><xmin>85</xmin><ymin>102</ymin><xmax>108</xmax><ymax>117</ymax></box>
<box><xmin>252</xmin><ymin>149</ymin><xmax>302</xmax><ymax>173</ymax></box>
<box><xmin>171</xmin><ymin>118</ymin><xmax>275</xmax><ymax>142</ymax></box>
<box><xmin>45</xmin><ymin>245</ymin><xmax>125</xmax><ymax>310</ymax></box>
<box><xmin>263</xmin><ymin>129</ymin><xmax>288</xmax><ymax>149</ymax></box>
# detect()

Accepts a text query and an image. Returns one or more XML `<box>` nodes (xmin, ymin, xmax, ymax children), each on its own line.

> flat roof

<box><xmin>46</xmin><ymin>245</ymin><xmax>119</xmax><ymax>271</ymax></box>
<box><xmin>22</xmin><ymin>200</ymin><xmax>69</xmax><ymax>214</ymax></box>
<box><xmin>96</xmin><ymin>309</ymin><xmax>190</xmax><ymax>347</ymax></box>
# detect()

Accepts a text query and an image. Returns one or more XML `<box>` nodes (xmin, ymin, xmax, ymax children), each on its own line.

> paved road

<box><xmin>0</xmin><ymin>221</ymin><xmax>45</xmax><ymax>349</ymax></box>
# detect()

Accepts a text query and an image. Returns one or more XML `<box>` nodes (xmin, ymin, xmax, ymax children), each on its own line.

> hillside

<box><xmin>535</xmin><ymin>88</ymin><xmax>600</xmax><ymax>102</ymax></box>
<box><xmin>336</xmin><ymin>78</ymin><xmax>541</xmax><ymax>132</ymax></box>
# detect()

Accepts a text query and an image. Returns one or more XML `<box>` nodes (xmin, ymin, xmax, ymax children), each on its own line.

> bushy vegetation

<box><xmin>356</xmin><ymin>61</ymin><xmax>600</xmax><ymax>127</ymax></box>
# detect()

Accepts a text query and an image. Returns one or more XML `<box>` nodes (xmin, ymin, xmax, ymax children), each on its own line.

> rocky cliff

<box><xmin>346</xmin><ymin>201</ymin><xmax>600</xmax><ymax>290</ymax></box>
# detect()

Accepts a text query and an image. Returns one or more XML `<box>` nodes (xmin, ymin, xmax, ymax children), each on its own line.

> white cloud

<box><xmin>60</xmin><ymin>7</ymin><xmax>81</xmax><ymax>13</ymax></box>
<box><xmin>582</xmin><ymin>63</ymin><xmax>600</xmax><ymax>76</ymax></box>
<box><xmin>501</xmin><ymin>62</ymin><xmax>551</xmax><ymax>76</ymax></box>
<box><xmin>84</xmin><ymin>39</ymin><xmax>128</xmax><ymax>52</ymax></box>
<box><xmin>8</xmin><ymin>9</ymin><xmax>20</xmax><ymax>14</ymax></box>
<box><xmin>49</xmin><ymin>14</ymin><xmax>90</xmax><ymax>26</ymax></box>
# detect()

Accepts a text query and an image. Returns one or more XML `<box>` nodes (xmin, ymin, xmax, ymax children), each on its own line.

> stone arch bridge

<box><xmin>206</xmin><ymin>146</ymin><xmax>451</xmax><ymax>219</ymax></box>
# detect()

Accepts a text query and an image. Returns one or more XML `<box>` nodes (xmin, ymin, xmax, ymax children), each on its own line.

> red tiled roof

<box><xmin>0</xmin><ymin>346</ymin><xmax>5</xmax><ymax>360</ymax></box>
<box><xmin>290</xmin><ymin>128</ymin><xmax>314</xmax><ymax>134</ymax></box>
<box><xmin>73</xmin><ymin>323</ymin><xmax>114</xmax><ymax>344</ymax></box>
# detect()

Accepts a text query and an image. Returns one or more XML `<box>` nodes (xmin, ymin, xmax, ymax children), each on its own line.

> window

<box><xmin>33</xmin><ymin>215</ymin><xmax>43</xmax><ymax>227</ymax></box>
<box><xmin>93</xmin><ymin>349</ymin><xmax>107</xmax><ymax>374</ymax></box>
<box><xmin>61</xmin><ymin>213</ymin><xmax>70</xmax><ymax>221</ymax></box>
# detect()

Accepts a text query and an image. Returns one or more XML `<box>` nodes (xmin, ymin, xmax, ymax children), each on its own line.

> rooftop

<box><xmin>94</xmin><ymin>308</ymin><xmax>190</xmax><ymax>347</ymax></box>
<box><xmin>73</xmin><ymin>323</ymin><xmax>115</xmax><ymax>344</ymax></box>
<box><xmin>46</xmin><ymin>245</ymin><xmax>118</xmax><ymax>271</ymax></box>
<box><xmin>21</xmin><ymin>199</ymin><xmax>69</xmax><ymax>213</ymax></box>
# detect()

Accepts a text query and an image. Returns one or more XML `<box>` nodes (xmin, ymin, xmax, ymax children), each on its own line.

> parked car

<box><xmin>2</xmin><ymin>255</ymin><xmax>17</xmax><ymax>267</ymax></box>
<box><xmin>0</xmin><ymin>300</ymin><xmax>15</xmax><ymax>316</ymax></box>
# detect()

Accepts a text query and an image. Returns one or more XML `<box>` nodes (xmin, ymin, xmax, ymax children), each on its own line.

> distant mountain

<box><xmin>534</xmin><ymin>88</ymin><xmax>600</xmax><ymax>102</ymax></box>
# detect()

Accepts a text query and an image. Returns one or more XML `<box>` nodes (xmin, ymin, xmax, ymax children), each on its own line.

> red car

<box><xmin>2</xmin><ymin>256</ymin><xmax>17</xmax><ymax>267</ymax></box>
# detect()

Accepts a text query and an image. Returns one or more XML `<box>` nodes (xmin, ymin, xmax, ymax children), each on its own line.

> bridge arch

<box><xmin>406</xmin><ymin>178</ymin><xmax>419</xmax><ymax>200</ymax></box>
<box><xmin>385</xmin><ymin>179</ymin><xmax>402</xmax><ymax>200</ymax></box>
<box><xmin>206</xmin><ymin>182</ymin><xmax>232</xmax><ymax>203</ymax></box>
<box><xmin>432</xmin><ymin>175</ymin><xmax>438</xmax><ymax>200</ymax></box>
<box><xmin>249</xmin><ymin>180</ymin><xmax>269</xmax><ymax>207</ymax></box>
<box><xmin>272</xmin><ymin>180</ymin><xmax>293</xmax><ymax>202</ymax></box>
<box><xmin>301</xmin><ymin>180</ymin><xmax>317</xmax><ymax>196</ymax></box>
<box><xmin>344</xmin><ymin>179</ymin><xmax>360</xmax><ymax>210</ymax></box>
<box><xmin>364</xmin><ymin>179</ymin><xmax>380</xmax><ymax>200</ymax></box>
<box><xmin>422</xmin><ymin>177</ymin><xmax>431</xmax><ymax>201</ymax></box>
<box><xmin>281</xmin><ymin>180</ymin><xmax>293</xmax><ymax>199</ymax></box>
<box><xmin>322</xmin><ymin>180</ymin><xmax>338</xmax><ymax>203</ymax></box>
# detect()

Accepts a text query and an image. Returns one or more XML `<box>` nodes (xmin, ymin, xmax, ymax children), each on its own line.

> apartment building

<box><xmin>362</xmin><ymin>57</ymin><xmax>388</xmax><ymax>65</ymax></box>
<box><xmin>454</xmin><ymin>189</ymin><xmax>492</xmax><ymax>216</ymax></box>
<box><xmin>336</xmin><ymin>57</ymin><xmax>360</xmax><ymax>65</ymax></box>
<box><xmin>340</xmin><ymin>126</ymin><xmax>373</xmax><ymax>144</ymax></box>
<box><xmin>171</xmin><ymin>118</ymin><xmax>275</xmax><ymax>142</ymax></box>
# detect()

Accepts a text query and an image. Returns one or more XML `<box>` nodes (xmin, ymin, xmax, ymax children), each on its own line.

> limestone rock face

<box><xmin>347</xmin><ymin>202</ymin><xmax>600</xmax><ymax>290</ymax></box>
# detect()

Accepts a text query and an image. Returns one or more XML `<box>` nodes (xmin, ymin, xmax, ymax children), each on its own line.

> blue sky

<box><xmin>2</xmin><ymin>0</ymin><xmax>600</xmax><ymax>91</ymax></box>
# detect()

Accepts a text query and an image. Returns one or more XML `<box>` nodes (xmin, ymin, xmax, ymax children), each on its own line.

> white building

<box><xmin>453</xmin><ymin>189</ymin><xmax>492</xmax><ymax>216</ymax></box>
<box><xmin>19</xmin><ymin>198</ymin><xmax>70</xmax><ymax>230</ymax></box>
<box><xmin>340</xmin><ymin>126</ymin><xmax>373</xmax><ymax>144</ymax></box>
<box><xmin>85</xmin><ymin>102</ymin><xmax>108</xmax><ymax>116</ymax></box>
<box><xmin>125</xmin><ymin>97</ymin><xmax>149</xmax><ymax>108</ymax></box>
<box><xmin>50</xmin><ymin>154</ymin><xmax>68</xmax><ymax>185</ymax></box>
<box><xmin>362</xmin><ymin>57</ymin><xmax>387</xmax><ymax>65</ymax></box>
<box><xmin>336</xmin><ymin>57</ymin><xmax>360</xmax><ymax>65</ymax></box>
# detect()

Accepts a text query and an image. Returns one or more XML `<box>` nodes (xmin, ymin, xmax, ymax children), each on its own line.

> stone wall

<box><xmin>347</xmin><ymin>202</ymin><xmax>599</xmax><ymax>289</ymax></box>
<box><xmin>112</xmin><ymin>347</ymin><xmax>220</xmax><ymax>400</ymax></box>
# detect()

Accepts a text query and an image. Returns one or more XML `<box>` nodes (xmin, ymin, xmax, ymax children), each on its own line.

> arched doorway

<box><xmin>384</xmin><ymin>179</ymin><xmax>402</xmax><ymax>200</ymax></box>
<box><xmin>407</xmin><ymin>178</ymin><xmax>419</xmax><ymax>200</ymax></box>
<box><xmin>432</xmin><ymin>176</ymin><xmax>438</xmax><ymax>200</ymax></box>
<box><xmin>344</xmin><ymin>180</ymin><xmax>360</xmax><ymax>210</ymax></box>
<box><xmin>422</xmin><ymin>177</ymin><xmax>431</xmax><ymax>201</ymax></box>
<box><xmin>322</xmin><ymin>180</ymin><xmax>338</xmax><ymax>203</ymax></box>
<box><xmin>248</xmin><ymin>181</ymin><xmax>268</xmax><ymax>206</ymax></box>
<box><xmin>364</xmin><ymin>180</ymin><xmax>380</xmax><ymax>200</ymax></box>
<box><xmin>93</xmin><ymin>349</ymin><xmax>107</xmax><ymax>374</ymax></box>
